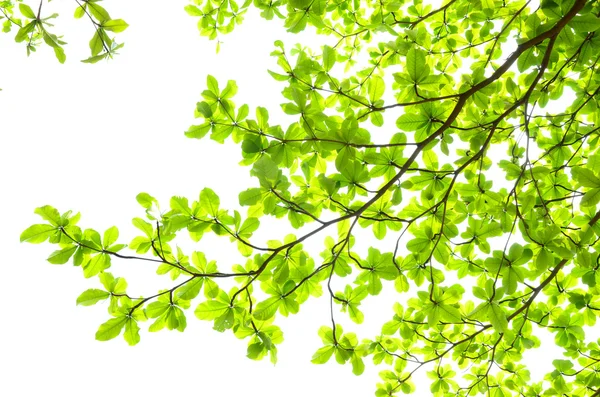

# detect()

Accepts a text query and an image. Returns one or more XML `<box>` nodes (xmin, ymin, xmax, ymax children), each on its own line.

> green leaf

<box><xmin>221</xmin><ymin>80</ymin><xmax>238</xmax><ymax>99</ymax></box>
<box><xmin>239</xmin><ymin>217</ymin><xmax>260</xmax><ymax>235</ymax></box>
<box><xmin>184</xmin><ymin>5</ymin><xmax>203</xmax><ymax>16</ymax></box>
<box><xmin>136</xmin><ymin>193</ymin><xmax>156</xmax><ymax>209</ymax></box>
<box><xmin>146</xmin><ymin>301</ymin><xmax>170</xmax><ymax>318</ymax></box>
<box><xmin>213</xmin><ymin>308</ymin><xmax>235</xmax><ymax>332</ymax></box>
<box><xmin>569</xmin><ymin>15</ymin><xmax>600</xmax><ymax>33</ymax></box>
<box><xmin>206</xmin><ymin>75</ymin><xmax>219</xmax><ymax>94</ymax></box>
<box><xmin>195</xmin><ymin>300</ymin><xmax>229</xmax><ymax>320</ymax></box>
<box><xmin>242</xmin><ymin>135</ymin><xmax>263</xmax><ymax>154</ymax></box>
<box><xmin>487</xmin><ymin>303</ymin><xmax>508</xmax><ymax>333</ymax></box>
<box><xmin>124</xmin><ymin>318</ymin><xmax>140</xmax><ymax>345</ymax></box>
<box><xmin>103</xmin><ymin>226</ymin><xmax>119</xmax><ymax>247</ymax></box>
<box><xmin>3</xmin><ymin>19</ymin><xmax>12</xmax><ymax>33</ymax></box>
<box><xmin>239</xmin><ymin>189</ymin><xmax>264</xmax><ymax>209</ymax></box>
<box><xmin>177</xmin><ymin>278</ymin><xmax>204</xmax><ymax>300</ymax></box>
<box><xmin>87</xmin><ymin>2</ymin><xmax>110</xmax><ymax>22</ymax></box>
<box><xmin>99</xmin><ymin>272</ymin><xmax>115</xmax><ymax>291</ymax></box>
<box><xmin>253</xmin><ymin>296</ymin><xmax>281</xmax><ymax>321</ymax></box>
<box><xmin>322</xmin><ymin>45</ymin><xmax>335</xmax><ymax>71</ymax></box>
<box><xmin>103</xmin><ymin>19</ymin><xmax>129</xmax><ymax>33</ymax></box>
<box><xmin>289</xmin><ymin>0</ymin><xmax>312</xmax><ymax>8</ymax></box>
<box><xmin>348</xmin><ymin>304</ymin><xmax>364</xmax><ymax>324</ymax></box>
<box><xmin>20</xmin><ymin>224</ymin><xmax>56</xmax><ymax>243</ymax></box>
<box><xmin>74</xmin><ymin>4</ymin><xmax>86</xmax><ymax>19</ymax></box>
<box><xmin>407</xmin><ymin>237</ymin><xmax>430</xmax><ymax>252</ymax></box>
<box><xmin>95</xmin><ymin>316</ymin><xmax>127</xmax><ymax>341</ymax></box>
<box><xmin>47</xmin><ymin>246</ymin><xmax>77</xmax><ymax>264</ymax></box>
<box><xmin>53</xmin><ymin>47</ymin><xmax>66</xmax><ymax>64</ymax></box>
<box><xmin>517</xmin><ymin>48</ymin><xmax>538</xmax><ymax>72</ymax></box>
<box><xmin>581</xmin><ymin>188</ymin><xmax>600</xmax><ymax>207</ymax></box>
<box><xmin>553</xmin><ymin>359</ymin><xmax>574</xmax><ymax>372</ymax></box>
<box><xmin>318</xmin><ymin>325</ymin><xmax>336</xmax><ymax>345</ymax></box>
<box><xmin>351</xmin><ymin>354</ymin><xmax>365</xmax><ymax>375</ymax></box>
<box><xmin>251</xmin><ymin>156</ymin><xmax>279</xmax><ymax>183</ymax></box>
<box><xmin>246</xmin><ymin>342</ymin><xmax>264</xmax><ymax>360</ymax></box>
<box><xmin>19</xmin><ymin>3</ymin><xmax>36</xmax><ymax>19</ymax></box>
<box><xmin>83</xmin><ymin>253</ymin><xmax>110</xmax><ymax>278</ymax></box>
<box><xmin>481</xmin><ymin>0</ymin><xmax>495</xmax><ymax>11</ymax></box>
<box><xmin>132</xmin><ymin>217</ymin><xmax>153</xmax><ymax>237</ymax></box>
<box><xmin>81</xmin><ymin>53</ymin><xmax>108</xmax><ymax>64</ymax></box>
<box><xmin>185</xmin><ymin>123</ymin><xmax>210</xmax><ymax>139</ymax></box>
<box><xmin>406</xmin><ymin>47</ymin><xmax>427</xmax><ymax>83</ymax></box>
<box><xmin>76</xmin><ymin>289</ymin><xmax>110</xmax><ymax>306</ymax></box>
<box><xmin>15</xmin><ymin>21</ymin><xmax>36</xmax><ymax>43</ymax></box>
<box><xmin>42</xmin><ymin>30</ymin><xmax>64</xmax><ymax>50</ymax></box>
<box><xmin>34</xmin><ymin>205</ymin><xmax>62</xmax><ymax>226</ymax></box>
<box><xmin>396</xmin><ymin>113</ymin><xmax>429</xmax><ymax>131</ymax></box>
<box><xmin>196</xmin><ymin>101</ymin><xmax>213</xmax><ymax>118</ymax></box>
<box><xmin>572</xmin><ymin>167</ymin><xmax>600</xmax><ymax>188</ymax></box>
<box><xmin>199</xmin><ymin>188</ymin><xmax>220</xmax><ymax>216</ymax></box>
<box><xmin>311</xmin><ymin>345</ymin><xmax>335</xmax><ymax>364</ymax></box>
<box><xmin>89</xmin><ymin>31</ymin><xmax>104</xmax><ymax>57</ymax></box>
<box><xmin>368</xmin><ymin>75</ymin><xmax>385</xmax><ymax>102</ymax></box>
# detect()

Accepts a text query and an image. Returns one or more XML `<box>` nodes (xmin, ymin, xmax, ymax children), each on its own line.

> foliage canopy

<box><xmin>14</xmin><ymin>0</ymin><xmax>600</xmax><ymax>395</ymax></box>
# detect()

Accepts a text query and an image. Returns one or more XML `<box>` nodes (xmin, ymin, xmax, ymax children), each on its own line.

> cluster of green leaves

<box><xmin>1</xmin><ymin>0</ymin><xmax>127</xmax><ymax>63</ymax></box>
<box><xmin>22</xmin><ymin>0</ymin><xmax>600</xmax><ymax>395</ymax></box>
<box><xmin>184</xmin><ymin>0</ymin><xmax>251</xmax><ymax>49</ymax></box>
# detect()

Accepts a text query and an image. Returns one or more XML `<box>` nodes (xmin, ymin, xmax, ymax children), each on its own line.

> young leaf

<box><xmin>20</xmin><ymin>224</ymin><xmax>56</xmax><ymax>243</ymax></box>
<box><xmin>19</xmin><ymin>3</ymin><xmax>36</xmax><ymax>19</ymax></box>
<box><xmin>15</xmin><ymin>21</ymin><xmax>36</xmax><ymax>42</ymax></box>
<box><xmin>487</xmin><ymin>303</ymin><xmax>508</xmax><ymax>333</ymax></box>
<box><xmin>103</xmin><ymin>19</ymin><xmax>129</xmax><ymax>33</ymax></box>
<box><xmin>194</xmin><ymin>300</ymin><xmax>229</xmax><ymax>320</ymax></box>
<box><xmin>89</xmin><ymin>31</ymin><xmax>104</xmax><ymax>57</ymax></box>
<box><xmin>322</xmin><ymin>45</ymin><xmax>335</xmax><ymax>71</ymax></box>
<box><xmin>53</xmin><ymin>47</ymin><xmax>66</xmax><ymax>64</ymax></box>
<box><xmin>47</xmin><ymin>246</ymin><xmax>77</xmax><ymax>264</ymax></box>
<box><xmin>95</xmin><ymin>316</ymin><xmax>127</xmax><ymax>341</ymax></box>
<box><xmin>34</xmin><ymin>205</ymin><xmax>62</xmax><ymax>226</ymax></box>
<box><xmin>311</xmin><ymin>345</ymin><xmax>335</xmax><ymax>364</ymax></box>
<box><xmin>76</xmin><ymin>289</ymin><xmax>110</xmax><ymax>306</ymax></box>
<box><xmin>572</xmin><ymin>167</ymin><xmax>600</xmax><ymax>188</ymax></box>
<box><xmin>123</xmin><ymin>318</ymin><xmax>140</xmax><ymax>345</ymax></box>
<box><xmin>406</xmin><ymin>47</ymin><xmax>427</xmax><ymax>83</ymax></box>
<box><xmin>253</xmin><ymin>296</ymin><xmax>281</xmax><ymax>321</ymax></box>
